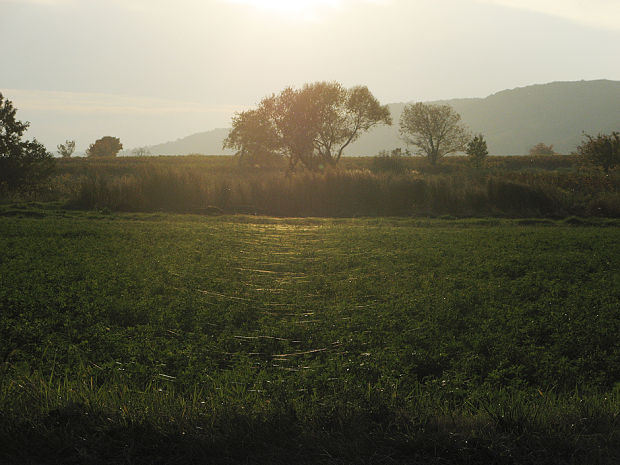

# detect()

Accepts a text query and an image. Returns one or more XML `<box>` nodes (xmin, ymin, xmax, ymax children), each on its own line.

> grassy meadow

<box><xmin>1</xmin><ymin>203</ymin><xmax>619</xmax><ymax>464</ymax></box>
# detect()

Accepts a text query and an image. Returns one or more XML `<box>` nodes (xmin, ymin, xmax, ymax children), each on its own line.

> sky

<box><xmin>1</xmin><ymin>0</ymin><xmax>619</xmax><ymax>152</ymax></box>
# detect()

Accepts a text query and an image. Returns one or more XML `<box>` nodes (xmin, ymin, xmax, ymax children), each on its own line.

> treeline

<box><xmin>48</xmin><ymin>155</ymin><xmax>620</xmax><ymax>218</ymax></box>
<box><xmin>3</xmin><ymin>83</ymin><xmax>619</xmax><ymax>214</ymax></box>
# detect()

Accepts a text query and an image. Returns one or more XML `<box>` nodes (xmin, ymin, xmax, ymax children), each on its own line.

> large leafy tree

<box><xmin>0</xmin><ymin>92</ymin><xmax>55</xmax><ymax>193</ymax></box>
<box><xmin>224</xmin><ymin>82</ymin><xmax>392</xmax><ymax>170</ymax></box>
<box><xmin>86</xmin><ymin>136</ymin><xmax>123</xmax><ymax>157</ymax></box>
<box><xmin>399</xmin><ymin>102</ymin><xmax>469</xmax><ymax>165</ymax></box>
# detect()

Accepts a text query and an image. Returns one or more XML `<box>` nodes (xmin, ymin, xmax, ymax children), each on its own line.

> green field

<box><xmin>1</xmin><ymin>206</ymin><xmax>619</xmax><ymax>463</ymax></box>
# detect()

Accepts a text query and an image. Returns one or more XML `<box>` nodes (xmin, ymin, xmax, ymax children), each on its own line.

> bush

<box><xmin>529</xmin><ymin>143</ymin><xmax>556</xmax><ymax>156</ymax></box>
<box><xmin>577</xmin><ymin>132</ymin><xmax>620</xmax><ymax>173</ymax></box>
<box><xmin>466</xmin><ymin>134</ymin><xmax>489</xmax><ymax>168</ymax></box>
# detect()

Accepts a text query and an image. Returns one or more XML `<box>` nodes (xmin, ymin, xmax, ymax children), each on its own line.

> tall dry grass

<box><xmin>40</xmin><ymin>155</ymin><xmax>619</xmax><ymax>217</ymax></box>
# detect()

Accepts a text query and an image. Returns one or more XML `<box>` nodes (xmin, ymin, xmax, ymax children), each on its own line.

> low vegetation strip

<box><xmin>0</xmin><ymin>210</ymin><xmax>619</xmax><ymax>463</ymax></box>
<box><xmin>40</xmin><ymin>155</ymin><xmax>620</xmax><ymax>218</ymax></box>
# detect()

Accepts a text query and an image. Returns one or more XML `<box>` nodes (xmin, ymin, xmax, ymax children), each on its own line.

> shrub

<box><xmin>529</xmin><ymin>143</ymin><xmax>556</xmax><ymax>156</ymax></box>
<box><xmin>466</xmin><ymin>134</ymin><xmax>489</xmax><ymax>168</ymax></box>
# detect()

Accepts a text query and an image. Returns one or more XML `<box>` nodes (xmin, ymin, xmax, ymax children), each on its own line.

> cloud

<box><xmin>2</xmin><ymin>88</ymin><xmax>247</xmax><ymax>116</ymax></box>
<box><xmin>475</xmin><ymin>0</ymin><xmax>620</xmax><ymax>31</ymax></box>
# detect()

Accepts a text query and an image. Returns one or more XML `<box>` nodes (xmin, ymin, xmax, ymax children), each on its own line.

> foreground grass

<box><xmin>1</xmin><ymin>206</ymin><xmax>619</xmax><ymax>464</ymax></box>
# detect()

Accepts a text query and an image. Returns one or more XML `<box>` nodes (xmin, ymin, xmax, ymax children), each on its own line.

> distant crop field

<box><xmin>1</xmin><ymin>208</ymin><xmax>619</xmax><ymax>464</ymax></box>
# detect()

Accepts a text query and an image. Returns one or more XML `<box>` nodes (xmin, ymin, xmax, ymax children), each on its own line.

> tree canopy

<box><xmin>0</xmin><ymin>92</ymin><xmax>54</xmax><ymax>192</ymax></box>
<box><xmin>86</xmin><ymin>136</ymin><xmax>123</xmax><ymax>157</ymax></box>
<box><xmin>577</xmin><ymin>132</ymin><xmax>620</xmax><ymax>173</ymax></box>
<box><xmin>223</xmin><ymin>82</ymin><xmax>392</xmax><ymax>170</ymax></box>
<box><xmin>399</xmin><ymin>103</ymin><xmax>469</xmax><ymax>165</ymax></box>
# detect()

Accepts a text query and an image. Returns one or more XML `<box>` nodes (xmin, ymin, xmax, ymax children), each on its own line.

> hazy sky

<box><xmin>1</xmin><ymin>0</ymin><xmax>619</xmax><ymax>151</ymax></box>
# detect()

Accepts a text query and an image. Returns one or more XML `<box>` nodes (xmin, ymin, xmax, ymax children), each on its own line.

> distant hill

<box><xmin>144</xmin><ymin>80</ymin><xmax>620</xmax><ymax>156</ymax></box>
<box><xmin>147</xmin><ymin>128</ymin><xmax>234</xmax><ymax>156</ymax></box>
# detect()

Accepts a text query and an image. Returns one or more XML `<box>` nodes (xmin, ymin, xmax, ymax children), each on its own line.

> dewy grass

<box><xmin>0</xmin><ymin>212</ymin><xmax>619</xmax><ymax>463</ymax></box>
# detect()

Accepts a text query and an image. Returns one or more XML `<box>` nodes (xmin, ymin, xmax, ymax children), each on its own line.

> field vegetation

<box><xmin>0</xmin><ymin>208</ymin><xmax>619</xmax><ymax>464</ymax></box>
<box><xmin>1</xmin><ymin>152</ymin><xmax>620</xmax><ymax>463</ymax></box>
<box><xmin>20</xmin><ymin>153</ymin><xmax>620</xmax><ymax>218</ymax></box>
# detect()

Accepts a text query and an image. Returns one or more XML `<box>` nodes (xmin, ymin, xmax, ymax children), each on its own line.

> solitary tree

<box><xmin>466</xmin><ymin>134</ymin><xmax>489</xmax><ymax>167</ymax></box>
<box><xmin>57</xmin><ymin>140</ymin><xmax>76</xmax><ymax>158</ymax></box>
<box><xmin>86</xmin><ymin>136</ymin><xmax>123</xmax><ymax>157</ymax></box>
<box><xmin>529</xmin><ymin>142</ymin><xmax>556</xmax><ymax>156</ymax></box>
<box><xmin>399</xmin><ymin>103</ymin><xmax>470</xmax><ymax>165</ymax></box>
<box><xmin>132</xmin><ymin>146</ymin><xmax>151</xmax><ymax>157</ymax></box>
<box><xmin>224</xmin><ymin>82</ymin><xmax>392</xmax><ymax>170</ymax></box>
<box><xmin>0</xmin><ymin>92</ymin><xmax>55</xmax><ymax>192</ymax></box>
<box><xmin>577</xmin><ymin>131</ymin><xmax>620</xmax><ymax>173</ymax></box>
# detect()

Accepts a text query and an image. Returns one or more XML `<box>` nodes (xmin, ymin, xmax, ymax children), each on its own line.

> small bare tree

<box><xmin>57</xmin><ymin>140</ymin><xmax>76</xmax><ymax>158</ymax></box>
<box><xmin>132</xmin><ymin>146</ymin><xmax>151</xmax><ymax>157</ymax></box>
<box><xmin>399</xmin><ymin>103</ymin><xmax>469</xmax><ymax>165</ymax></box>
